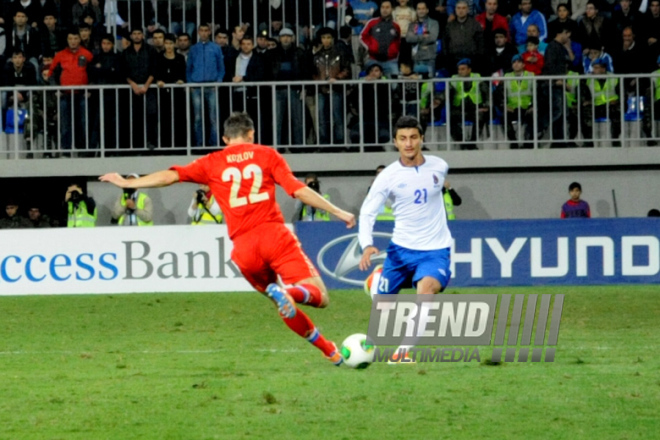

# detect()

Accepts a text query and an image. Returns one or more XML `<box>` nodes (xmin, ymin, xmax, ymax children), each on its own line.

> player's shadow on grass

<box><xmin>456</xmin><ymin>186</ymin><xmax>491</xmax><ymax>220</ymax></box>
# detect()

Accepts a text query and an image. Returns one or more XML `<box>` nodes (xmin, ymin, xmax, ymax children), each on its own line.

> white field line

<box><xmin>0</xmin><ymin>348</ymin><xmax>303</xmax><ymax>356</ymax></box>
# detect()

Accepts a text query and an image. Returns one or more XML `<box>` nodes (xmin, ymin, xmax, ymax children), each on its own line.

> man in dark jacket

<box><xmin>5</xmin><ymin>10</ymin><xmax>41</xmax><ymax>71</ymax></box>
<box><xmin>443</xmin><ymin>0</ymin><xmax>484</xmax><ymax>74</ymax></box>
<box><xmin>89</xmin><ymin>34</ymin><xmax>119</xmax><ymax>150</ymax></box>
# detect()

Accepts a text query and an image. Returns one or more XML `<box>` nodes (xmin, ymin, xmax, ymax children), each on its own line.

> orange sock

<box><xmin>282</xmin><ymin>307</ymin><xmax>335</xmax><ymax>357</ymax></box>
<box><xmin>285</xmin><ymin>284</ymin><xmax>323</xmax><ymax>307</ymax></box>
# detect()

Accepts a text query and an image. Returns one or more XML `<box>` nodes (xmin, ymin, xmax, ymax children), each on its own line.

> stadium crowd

<box><xmin>0</xmin><ymin>0</ymin><xmax>660</xmax><ymax>153</ymax></box>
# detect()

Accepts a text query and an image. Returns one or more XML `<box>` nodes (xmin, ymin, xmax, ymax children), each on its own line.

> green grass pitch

<box><xmin>1</xmin><ymin>286</ymin><xmax>658</xmax><ymax>439</ymax></box>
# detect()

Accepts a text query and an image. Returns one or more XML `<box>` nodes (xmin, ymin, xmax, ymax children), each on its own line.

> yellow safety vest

<box><xmin>653</xmin><ymin>69</ymin><xmax>660</xmax><ymax>101</ymax></box>
<box><xmin>587</xmin><ymin>76</ymin><xmax>618</xmax><ymax>106</ymax></box>
<box><xmin>191</xmin><ymin>195</ymin><xmax>223</xmax><ymax>225</ymax></box>
<box><xmin>301</xmin><ymin>194</ymin><xmax>331</xmax><ymax>221</ymax></box>
<box><xmin>565</xmin><ymin>71</ymin><xmax>579</xmax><ymax>108</ymax></box>
<box><xmin>376</xmin><ymin>205</ymin><xmax>395</xmax><ymax>221</ymax></box>
<box><xmin>451</xmin><ymin>73</ymin><xmax>482</xmax><ymax>106</ymax></box>
<box><xmin>67</xmin><ymin>200</ymin><xmax>97</xmax><ymax>227</ymax></box>
<box><xmin>118</xmin><ymin>192</ymin><xmax>153</xmax><ymax>226</ymax></box>
<box><xmin>504</xmin><ymin>71</ymin><xmax>534</xmax><ymax>110</ymax></box>
<box><xmin>444</xmin><ymin>191</ymin><xmax>455</xmax><ymax>220</ymax></box>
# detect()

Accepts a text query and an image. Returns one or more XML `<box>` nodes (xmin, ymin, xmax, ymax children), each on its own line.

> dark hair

<box><xmin>67</xmin><ymin>29</ymin><xmax>81</xmax><ymax>37</ymax></box>
<box><xmin>569</xmin><ymin>182</ymin><xmax>582</xmax><ymax>191</ymax></box>
<box><xmin>586</xmin><ymin>0</ymin><xmax>598</xmax><ymax>8</ymax></box>
<box><xmin>42</xmin><ymin>49</ymin><xmax>55</xmax><ymax>58</ymax></box>
<box><xmin>240</xmin><ymin>35</ymin><xmax>254</xmax><ymax>44</ymax></box>
<box><xmin>198</xmin><ymin>23</ymin><xmax>211</xmax><ymax>30</ymax></box>
<box><xmin>152</xmin><ymin>29</ymin><xmax>166</xmax><ymax>37</ymax></box>
<box><xmin>223</xmin><ymin>112</ymin><xmax>255</xmax><ymax>139</ymax></box>
<box><xmin>177</xmin><ymin>32</ymin><xmax>191</xmax><ymax>40</ymax></box>
<box><xmin>380</xmin><ymin>0</ymin><xmax>394</xmax><ymax>7</ymax></box>
<box><xmin>648</xmin><ymin>209</ymin><xmax>660</xmax><ymax>217</ymax></box>
<box><xmin>493</xmin><ymin>28</ymin><xmax>507</xmax><ymax>37</ymax></box>
<box><xmin>394</xmin><ymin>116</ymin><xmax>424</xmax><ymax>137</ymax></box>
<box><xmin>557</xmin><ymin>3</ymin><xmax>571</xmax><ymax>13</ymax></box>
<box><xmin>14</xmin><ymin>9</ymin><xmax>26</xmax><ymax>17</ymax></box>
<box><xmin>316</xmin><ymin>27</ymin><xmax>335</xmax><ymax>38</ymax></box>
<box><xmin>526</xmin><ymin>36</ymin><xmax>540</xmax><ymax>45</ymax></box>
<box><xmin>101</xmin><ymin>33</ymin><xmax>115</xmax><ymax>44</ymax></box>
<box><xmin>554</xmin><ymin>23</ymin><xmax>572</xmax><ymax>35</ymax></box>
<box><xmin>340</xmin><ymin>25</ymin><xmax>352</xmax><ymax>39</ymax></box>
<box><xmin>164</xmin><ymin>33</ymin><xmax>176</xmax><ymax>43</ymax></box>
<box><xmin>12</xmin><ymin>49</ymin><xmax>25</xmax><ymax>57</ymax></box>
<box><xmin>366</xmin><ymin>63</ymin><xmax>383</xmax><ymax>75</ymax></box>
<box><xmin>215</xmin><ymin>28</ymin><xmax>229</xmax><ymax>37</ymax></box>
<box><xmin>78</xmin><ymin>23</ymin><xmax>91</xmax><ymax>30</ymax></box>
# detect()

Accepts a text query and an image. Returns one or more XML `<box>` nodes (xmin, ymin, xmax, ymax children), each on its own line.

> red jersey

<box><xmin>171</xmin><ymin>144</ymin><xmax>306</xmax><ymax>239</ymax></box>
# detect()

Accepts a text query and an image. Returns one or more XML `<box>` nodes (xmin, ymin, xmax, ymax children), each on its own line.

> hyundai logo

<box><xmin>316</xmin><ymin>233</ymin><xmax>392</xmax><ymax>286</ymax></box>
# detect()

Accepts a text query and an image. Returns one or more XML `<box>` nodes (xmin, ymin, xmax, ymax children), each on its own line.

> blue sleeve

<box><xmin>217</xmin><ymin>46</ymin><xmax>225</xmax><ymax>82</ymax></box>
<box><xmin>535</xmin><ymin>11</ymin><xmax>548</xmax><ymax>42</ymax></box>
<box><xmin>447</xmin><ymin>0</ymin><xmax>456</xmax><ymax>16</ymax></box>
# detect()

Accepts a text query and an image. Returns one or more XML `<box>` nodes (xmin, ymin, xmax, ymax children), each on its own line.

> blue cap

<box><xmin>592</xmin><ymin>57</ymin><xmax>607</xmax><ymax>67</ymax></box>
<box><xmin>457</xmin><ymin>58</ymin><xmax>471</xmax><ymax>67</ymax></box>
<box><xmin>511</xmin><ymin>54</ymin><xmax>523</xmax><ymax>63</ymax></box>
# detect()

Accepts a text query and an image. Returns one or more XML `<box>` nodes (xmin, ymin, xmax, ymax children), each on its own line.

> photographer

<box><xmin>188</xmin><ymin>184</ymin><xmax>223</xmax><ymax>225</ymax></box>
<box><xmin>111</xmin><ymin>174</ymin><xmax>153</xmax><ymax>226</ymax></box>
<box><xmin>291</xmin><ymin>174</ymin><xmax>331</xmax><ymax>222</ymax></box>
<box><xmin>64</xmin><ymin>184</ymin><xmax>97</xmax><ymax>227</ymax></box>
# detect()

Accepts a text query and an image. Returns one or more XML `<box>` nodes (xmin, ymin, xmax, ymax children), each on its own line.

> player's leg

<box><xmin>374</xmin><ymin>242</ymin><xmax>415</xmax><ymax>296</ymax></box>
<box><xmin>262</xmin><ymin>225</ymin><xmax>342</xmax><ymax>365</ymax></box>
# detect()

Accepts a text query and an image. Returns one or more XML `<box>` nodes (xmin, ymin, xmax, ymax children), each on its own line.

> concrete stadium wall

<box><xmin>86</xmin><ymin>168</ymin><xmax>660</xmax><ymax>226</ymax></box>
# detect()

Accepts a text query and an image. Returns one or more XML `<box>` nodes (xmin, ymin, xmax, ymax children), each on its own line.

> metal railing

<box><xmin>1</xmin><ymin>73</ymin><xmax>658</xmax><ymax>159</ymax></box>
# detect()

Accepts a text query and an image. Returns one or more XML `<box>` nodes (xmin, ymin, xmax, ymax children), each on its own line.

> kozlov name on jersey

<box><xmin>226</xmin><ymin>151</ymin><xmax>255</xmax><ymax>163</ymax></box>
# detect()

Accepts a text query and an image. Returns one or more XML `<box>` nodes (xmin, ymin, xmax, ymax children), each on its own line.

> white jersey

<box><xmin>359</xmin><ymin>155</ymin><xmax>453</xmax><ymax>251</ymax></box>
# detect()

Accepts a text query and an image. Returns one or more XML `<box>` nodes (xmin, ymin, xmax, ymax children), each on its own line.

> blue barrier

<box><xmin>295</xmin><ymin>219</ymin><xmax>660</xmax><ymax>289</ymax></box>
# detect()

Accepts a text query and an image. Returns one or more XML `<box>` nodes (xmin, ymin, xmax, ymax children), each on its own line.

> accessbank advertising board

<box><xmin>1</xmin><ymin>220</ymin><xmax>658</xmax><ymax>295</ymax></box>
<box><xmin>296</xmin><ymin>219</ymin><xmax>660</xmax><ymax>289</ymax></box>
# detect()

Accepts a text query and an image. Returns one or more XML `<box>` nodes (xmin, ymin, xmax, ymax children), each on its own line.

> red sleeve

<box><xmin>360</xmin><ymin>19</ymin><xmax>379</xmax><ymax>54</ymax></box>
<box><xmin>269</xmin><ymin>150</ymin><xmax>306</xmax><ymax>196</ymax></box>
<box><xmin>170</xmin><ymin>156</ymin><xmax>212</xmax><ymax>185</ymax></box>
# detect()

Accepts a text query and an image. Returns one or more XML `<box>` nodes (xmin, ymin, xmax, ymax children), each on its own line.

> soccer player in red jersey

<box><xmin>100</xmin><ymin>112</ymin><xmax>356</xmax><ymax>365</ymax></box>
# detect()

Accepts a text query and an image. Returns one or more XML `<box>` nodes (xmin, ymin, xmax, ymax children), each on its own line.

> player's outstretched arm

<box><xmin>293</xmin><ymin>186</ymin><xmax>356</xmax><ymax>228</ymax></box>
<box><xmin>99</xmin><ymin>170</ymin><xmax>180</xmax><ymax>189</ymax></box>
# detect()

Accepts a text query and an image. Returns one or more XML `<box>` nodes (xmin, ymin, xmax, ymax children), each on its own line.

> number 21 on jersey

<box><xmin>222</xmin><ymin>164</ymin><xmax>270</xmax><ymax>208</ymax></box>
<box><xmin>414</xmin><ymin>188</ymin><xmax>428</xmax><ymax>204</ymax></box>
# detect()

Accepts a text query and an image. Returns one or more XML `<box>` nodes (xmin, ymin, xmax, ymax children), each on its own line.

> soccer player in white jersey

<box><xmin>358</xmin><ymin>115</ymin><xmax>453</xmax><ymax>360</ymax></box>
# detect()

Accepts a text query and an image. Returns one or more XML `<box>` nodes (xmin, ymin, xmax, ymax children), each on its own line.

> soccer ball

<box><xmin>340</xmin><ymin>333</ymin><xmax>376</xmax><ymax>369</ymax></box>
<box><xmin>363</xmin><ymin>264</ymin><xmax>383</xmax><ymax>298</ymax></box>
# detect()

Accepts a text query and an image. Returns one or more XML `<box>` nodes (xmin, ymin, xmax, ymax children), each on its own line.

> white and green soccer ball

<box><xmin>340</xmin><ymin>333</ymin><xmax>376</xmax><ymax>369</ymax></box>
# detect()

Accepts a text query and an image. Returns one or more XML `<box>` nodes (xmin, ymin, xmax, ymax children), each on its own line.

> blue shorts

<box><xmin>378</xmin><ymin>243</ymin><xmax>452</xmax><ymax>294</ymax></box>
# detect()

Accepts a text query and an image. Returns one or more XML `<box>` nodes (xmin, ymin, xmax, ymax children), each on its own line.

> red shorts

<box><xmin>231</xmin><ymin>222</ymin><xmax>319</xmax><ymax>292</ymax></box>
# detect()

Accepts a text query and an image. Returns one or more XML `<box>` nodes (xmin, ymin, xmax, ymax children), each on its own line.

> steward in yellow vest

<box><xmin>580</xmin><ymin>60</ymin><xmax>621</xmax><ymax>146</ymax></box>
<box><xmin>65</xmin><ymin>184</ymin><xmax>97</xmax><ymax>227</ymax></box>
<box><xmin>189</xmin><ymin>186</ymin><xmax>223</xmax><ymax>225</ymax></box>
<box><xmin>448</xmin><ymin>58</ymin><xmax>489</xmax><ymax>150</ymax></box>
<box><xmin>497</xmin><ymin>55</ymin><xmax>535</xmax><ymax>148</ymax></box>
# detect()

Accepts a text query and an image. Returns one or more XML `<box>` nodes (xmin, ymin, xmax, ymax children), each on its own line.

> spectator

<box><xmin>111</xmin><ymin>174</ymin><xmax>153</xmax><ymax>226</ymax></box>
<box><xmin>612</xmin><ymin>0</ymin><xmax>641</xmax><ymax>38</ymax></box>
<box><xmin>443</xmin><ymin>0</ymin><xmax>484</xmax><ymax>73</ymax></box>
<box><xmin>443</xmin><ymin>179</ymin><xmax>462</xmax><ymax>220</ymax></box>
<box><xmin>448</xmin><ymin>58</ymin><xmax>489</xmax><ymax>150</ymax></box>
<box><xmin>336</xmin><ymin>25</ymin><xmax>356</xmax><ymax>74</ymax></box>
<box><xmin>350</xmin><ymin>0</ymin><xmax>380</xmax><ymax>34</ymax></box>
<box><xmin>169</xmin><ymin>0</ymin><xmax>196</xmax><ymax>37</ymax></box>
<box><xmin>272</xmin><ymin>27</ymin><xmax>307</xmax><ymax>149</ymax></box>
<box><xmin>40</xmin><ymin>10</ymin><xmax>66</xmax><ymax>54</ymax></box>
<box><xmin>187</xmin><ymin>23</ymin><xmax>224</xmax><ymax>147</ymax></box>
<box><xmin>476</xmin><ymin>0</ymin><xmax>510</xmax><ymax>52</ymax></box>
<box><xmin>613</xmin><ymin>26</ymin><xmax>649</xmax><ymax>95</ymax></box>
<box><xmin>88</xmin><ymin>33</ymin><xmax>119</xmax><ymax>151</ymax></box>
<box><xmin>78</xmin><ymin>22</ymin><xmax>94</xmax><ymax>51</ymax></box>
<box><xmin>496</xmin><ymin>54</ymin><xmax>535</xmax><ymax>149</ymax></box>
<box><xmin>360</xmin><ymin>0</ymin><xmax>402</xmax><ymax>77</ymax></box>
<box><xmin>522</xmin><ymin>36</ymin><xmax>544</xmax><ymax>74</ymax></box>
<box><xmin>642</xmin><ymin>0</ymin><xmax>660</xmax><ymax>60</ymax></box>
<box><xmin>399</xmin><ymin>60</ymin><xmax>426</xmax><ymax>117</ymax></box>
<box><xmin>188</xmin><ymin>184</ymin><xmax>223</xmax><ymax>225</ymax></box>
<box><xmin>71</xmin><ymin>0</ymin><xmax>101</xmax><ymax>27</ymax></box>
<box><xmin>156</xmin><ymin>33</ymin><xmax>187</xmax><ymax>148</ymax></box>
<box><xmin>230</xmin><ymin>25</ymin><xmax>246</xmax><ymax>51</ymax></box>
<box><xmin>225</xmin><ymin>36</ymin><xmax>266</xmax><ymax>142</ymax></box>
<box><xmin>151</xmin><ymin>28</ymin><xmax>165</xmax><ymax>54</ymax></box>
<box><xmin>548</xmin><ymin>3</ymin><xmax>582</xmax><ymax>44</ymax></box>
<box><xmin>570</xmin><ymin>0</ymin><xmax>589</xmax><ymax>21</ymax></box>
<box><xmin>3</xmin><ymin>49</ymin><xmax>36</xmax><ymax>146</ymax></box>
<box><xmin>393</xmin><ymin>0</ymin><xmax>416</xmax><ymax>36</ymax></box>
<box><xmin>446</xmin><ymin>0</ymin><xmax>482</xmax><ymax>19</ymax></box>
<box><xmin>541</xmin><ymin>24</ymin><xmax>573</xmax><ymax>148</ymax></box>
<box><xmin>119</xmin><ymin>27</ymin><xmax>157</xmax><ymax>150</ymax></box>
<box><xmin>11</xmin><ymin>0</ymin><xmax>43</xmax><ymax>28</ymax></box>
<box><xmin>313</xmin><ymin>27</ymin><xmax>350</xmax><ymax>146</ymax></box>
<box><xmin>582</xmin><ymin>39</ymin><xmax>614</xmax><ymax>73</ymax></box>
<box><xmin>176</xmin><ymin>32</ymin><xmax>191</xmax><ymax>60</ymax></box>
<box><xmin>64</xmin><ymin>183</ymin><xmax>96</xmax><ymax>227</ymax></box>
<box><xmin>519</xmin><ymin>24</ymin><xmax>548</xmax><ymax>54</ymax></box>
<box><xmin>350</xmin><ymin>63</ymin><xmax>399</xmax><ymax>148</ymax></box>
<box><xmin>581</xmin><ymin>58</ymin><xmax>621</xmax><ymax>146</ymax></box>
<box><xmin>47</xmin><ymin>30</ymin><xmax>93</xmax><ymax>154</ymax></box>
<box><xmin>510</xmin><ymin>0</ymin><xmax>547</xmax><ymax>48</ymax></box>
<box><xmin>27</xmin><ymin>205</ymin><xmax>54</xmax><ymax>228</ymax></box>
<box><xmin>406</xmin><ymin>1</ymin><xmax>439</xmax><ymax>76</ymax></box>
<box><xmin>578</xmin><ymin>1</ymin><xmax>614</xmax><ymax>52</ymax></box>
<box><xmin>5</xmin><ymin>10</ymin><xmax>41</xmax><ymax>71</ymax></box>
<box><xmin>0</xmin><ymin>199</ymin><xmax>31</xmax><ymax>229</ymax></box>
<box><xmin>254</xmin><ymin>27</ymin><xmax>275</xmax><ymax>145</ymax></box>
<box><xmin>292</xmin><ymin>174</ymin><xmax>331</xmax><ymax>222</ymax></box>
<box><xmin>487</xmin><ymin>27</ymin><xmax>518</xmax><ymax>75</ymax></box>
<box><xmin>215</xmin><ymin>28</ymin><xmax>231</xmax><ymax>57</ymax></box>
<box><xmin>561</xmin><ymin>182</ymin><xmax>591</xmax><ymax>218</ymax></box>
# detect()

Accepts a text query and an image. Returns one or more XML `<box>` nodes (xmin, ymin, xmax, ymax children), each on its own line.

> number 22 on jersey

<box><xmin>222</xmin><ymin>164</ymin><xmax>270</xmax><ymax>208</ymax></box>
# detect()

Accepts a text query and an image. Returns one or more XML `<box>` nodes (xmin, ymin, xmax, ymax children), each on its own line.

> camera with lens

<box><xmin>307</xmin><ymin>180</ymin><xmax>320</xmax><ymax>193</ymax></box>
<box><xmin>70</xmin><ymin>190</ymin><xmax>81</xmax><ymax>204</ymax></box>
<box><xmin>196</xmin><ymin>189</ymin><xmax>206</xmax><ymax>203</ymax></box>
